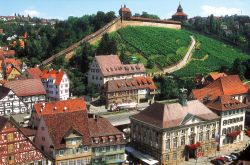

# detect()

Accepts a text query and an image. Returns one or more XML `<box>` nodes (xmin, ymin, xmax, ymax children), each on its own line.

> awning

<box><xmin>126</xmin><ymin>147</ymin><xmax>159</xmax><ymax>165</ymax></box>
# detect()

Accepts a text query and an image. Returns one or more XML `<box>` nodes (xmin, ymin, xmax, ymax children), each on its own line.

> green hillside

<box><xmin>173</xmin><ymin>32</ymin><xmax>250</xmax><ymax>77</ymax></box>
<box><xmin>113</xmin><ymin>26</ymin><xmax>191</xmax><ymax>71</ymax></box>
<box><xmin>112</xmin><ymin>26</ymin><xmax>250</xmax><ymax>76</ymax></box>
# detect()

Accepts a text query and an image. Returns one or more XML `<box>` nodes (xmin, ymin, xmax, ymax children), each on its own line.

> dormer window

<box><xmin>59</xmin><ymin>150</ymin><xmax>64</xmax><ymax>156</ymax></box>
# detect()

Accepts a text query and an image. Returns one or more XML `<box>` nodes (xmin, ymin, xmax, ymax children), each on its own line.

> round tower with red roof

<box><xmin>172</xmin><ymin>2</ymin><xmax>188</xmax><ymax>22</ymax></box>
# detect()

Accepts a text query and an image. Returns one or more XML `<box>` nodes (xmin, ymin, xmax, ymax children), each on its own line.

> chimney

<box><xmin>179</xmin><ymin>88</ymin><xmax>188</xmax><ymax>106</ymax></box>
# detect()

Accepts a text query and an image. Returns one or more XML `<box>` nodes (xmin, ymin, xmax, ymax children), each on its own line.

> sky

<box><xmin>1</xmin><ymin>0</ymin><xmax>250</xmax><ymax>20</ymax></box>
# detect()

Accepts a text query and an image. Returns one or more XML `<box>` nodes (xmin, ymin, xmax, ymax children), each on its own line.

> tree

<box><xmin>97</xmin><ymin>33</ymin><xmax>117</xmax><ymax>55</ymax></box>
<box><xmin>157</xmin><ymin>76</ymin><xmax>179</xmax><ymax>99</ymax></box>
<box><xmin>231</xmin><ymin>58</ymin><xmax>246</xmax><ymax>79</ymax></box>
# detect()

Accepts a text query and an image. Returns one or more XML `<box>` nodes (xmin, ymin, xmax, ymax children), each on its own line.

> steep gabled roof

<box><xmin>41</xmin><ymin>69</ymin><xmax>65</xmax><ymax>85</ymax></box>
<box><xmin>131</xmin><ymin>100</ymin><xmax>219</xmax><ymax>129</ymax></box>
<box><xmin>34</xmin><ymin>98</ymin><xmax>87</xmax><ymax>117</ymax></box>
<box><xmin>206</xmin><ymin>95</ymin><xmax>248</xmax><ymax>112</ymax></box>
<box><xmin>88</xmin><ymin>117</ymin><xmax>122</xmax><ymax>137</ymax></box>
<box><xmin>94</xmin><ymin>55</ymin><xmax>145</xmax><ymax>77</ymax></box>
<box><xmin>42</xmin><ymin>111</ymin><xmax>91</xmax><ymax>149</ymax></box>
<box><xmin>209</xmin><ymin>72</ymin><xmax>227</xmax><ymax>81</ymax></box>
<box><xmin>26</xmin><ymin>67</ymin><xmax>42</xmax><ymax>79</ymax></box>
<box><xmin>104</xmin><ymin>76</ymin><xmax>157</xmax><ymax>93</ymax></box>
<box><xmin>4</xmin><ymin>79</ymin><xmax>46</xmax><ymax>96</ymax></box>
<box><xmin>192</xmin><ymin>75</ymin><xmax>249</xmax><ymax>101</ymax></box>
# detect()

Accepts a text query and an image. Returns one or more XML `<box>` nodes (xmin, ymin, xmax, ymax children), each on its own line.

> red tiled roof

<box><xmin>192</xmin><ymin>75</ymin><xmax>249</xmax><ymax>101</ymax></box>
<box><xmin>173</xmin><ymin>11</ymin><xmax>188</xmax><ymax>16</ymax></box>
<box><xmin>34</xmin><ymin>98</ymin><xmax>87</xmax><ymax>117</ymax></box>
<box><xmin>88</xmin><ymin>116</ymin><xmax>122</xmax><ymax>137</ymax></box>
<box><xmin>0</xmin><ymin>50</ymin><xmax>15</xmax><ymax>57</ymax></box>
<box><xmin>20</xmin><ymin>127</ymin><xmax>36</xmax><ymax>137</ymax></box>
<box><xmin>104</xmin><ymin>76</ymin><xmax>157</xmax><ymax>93</ymax></box>
<box><xmin>95</xmin><ymin>55</ymin><xmax>145</xmax><ymax>77</ymax></box>
<box><xmin>41</xmin><ymin>69</ymin><xmax>65</xmax><ymax>85</ymax></box>
<box><xmin>42</xmin><ymin>111</ymin><xmax>91</xmax><ymax>149</ymax></box>
<box><xmin>206</xmin><ymin>95</ymin><xmax>248</xmax><ymax>112</ymax></box>
<box><xmin>26</xmin><ymin>68</ymin><xmax>42</xmax><ymax>79</ymax></box>
<box><xmin>131</xmin><ymin>100</ymin><xmax>219</xmax><ymax>129</ymax></box>
<box><xmin>120</xmin><ymin>7</ymin><xmax>131</xmax><ymax>13</ymax></box>
<box><xmin>4</xmin><ymin>79</ymin><xmax>46</xmax><ymax>96</ymax></box>
<box><xmin>209</xmin><ymin>72</ymin><xmax>227</xmax><ymax>81</ymax></box>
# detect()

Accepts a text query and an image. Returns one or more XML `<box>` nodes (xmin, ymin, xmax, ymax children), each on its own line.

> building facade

<box><xmin>88</xmin><ymin>55</ymin><xmax>146</xmax><ymax>88</ymax></box>
<box><xmin>88</xmin><ymin>115</ymin><xmax>126</xmax><ymax>164</ymax></box>
<box><xmin>41</xmin><ymin>69</ymin><xmax>70</xmax><ymax>101</ymax></box>
<box><xmin>4</xmin><ymin>79</ymin><xmax>46</xmax><ymax>111</ymax></box>
<box><xmin>102</xmin><ymin>76</ymin><xmax>157</xmax><ymax>109</ymax></box>
<box><xmin>119</xmin><ymin>5</ymin><xmax>132</xmax><ymax>20</ymax></box>
<box><xmin>129</xmin><ymin>97</ymin><xmax>220</xmax><ymax>165</ymax></box>
<box><xmin>0</xmin><ymin>86</ymin><xmax>28</xmax><ymax>115</ymax></box>
<box><xmin>206</xmin><ymin>95</ymin><xmax>247</xmax><ymax>150</ymax></box>
<box><xmin>34</xmin><ymin>111</ymin><xmax>92</xmax><ymax>165</ymax></box>
<box><xmin>0</xmin><ymin>116</ymin><xmax>53</xmax><ymax>165</ymax></box>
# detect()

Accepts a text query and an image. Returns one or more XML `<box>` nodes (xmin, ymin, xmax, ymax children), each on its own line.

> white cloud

<box><xmin>23</xmin><ymin>9</ymin><xmax>40</xmax><ymax>17</ymax></box>
<box><xmin>201</xmin><ymin>5</ymin><xmax>241</xmax><ymax>16</ymax></box>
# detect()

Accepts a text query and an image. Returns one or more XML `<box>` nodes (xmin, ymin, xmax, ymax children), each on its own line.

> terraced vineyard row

<box><xmin>174</xmin><ymin>32</ymin><xmax>250</xmax><ymax>77</ymax></box>
<box><xmin>116</xmin><ymin>26</ymin><xmax>191</xmax><ymax>67</ymax></box>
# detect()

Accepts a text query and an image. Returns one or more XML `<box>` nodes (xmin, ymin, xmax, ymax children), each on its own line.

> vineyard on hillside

<box><xmin>173</xmin><ymin>32</ymin><xmax>250</xmax><ymax>77</ymax></box>
<box><xmin>114</xmin><ymin>26</ymin><xmax>191</xmax><ymax>69</ymax></box>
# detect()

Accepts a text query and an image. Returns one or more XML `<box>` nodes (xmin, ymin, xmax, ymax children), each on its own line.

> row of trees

<box><xmin>185</xmin><ymin>15</ymin><xmax>250</xmax><ymax>53</ymax></box>
<box><xmin>0</xmin><ymin>11</ymin><xmax>116</xmax><ymax>66</ymax></box>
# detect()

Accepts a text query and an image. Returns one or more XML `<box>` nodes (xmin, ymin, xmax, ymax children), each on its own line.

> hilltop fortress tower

<box><xmin>172</xmin><ymin>2</ymin><xmax>188</xmax><ymax>22</ymax></box>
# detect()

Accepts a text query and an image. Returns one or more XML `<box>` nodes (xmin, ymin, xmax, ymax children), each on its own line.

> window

<box><xmin>173</xmin><ymin>153</ymin><xmax>177</xmax><ymax>160</ymax></box>
<box><xmin>212</xmin><ymin>131</ymin><xmax>215</xmax><ymax>138</ymax></box>
<box><xmin>206</xmin><ymin>131</ymin><xmax>210</xmax><ymax>140</ymax></box>
<box><xmin>42</xmin><ymin>137</ymin><xmax>45</xmax><ymax>141</ymax></box>
<box><xmin>166</xmin><ymin>139</ymin><xmax>170</xmax><ymax>149</ymax></box>
<box><xmin>8</xmin><ymin>144</ymin><xmax>14</xmax><ymax>153</ymax></box>
<box><xmin>9</xmin><ymin>94</ymin><xmax>14</xmax><ymax>99</ymax></box>
<box><xmin>59</xmin><ymin>150</ymin><xmax>64</xmax><ymax>156</ymax></box>
<box><xmin>181</xmin><ymin>136</ymin><xmax>185</xmax><ymax>145</ymax></box>
<box><xmin>191</xmin><ymin>127</ymin><xmax>194</xmax><ymax>132</ymax></box>
<box><xmin>6</xmin><ymin>102</ymin><xmax>10</xmax><ymax>106</ymax></box>
<box><xmin>199</xmin><ymin>133</ymin><xmax>203</xmax><ymax>141</ymax></box>
<box><xmin>173</xmin><ymin>137</ymin><xmax>178</xmax><ymax>148</ymax></box>
<box><xmin>7</xmin><ymin>133</ymin><xmax>13</xmax><ymax>142</ymax></box>
<box><xmin>181</xmin><ymin>129</ymin><xmax>185</xmax><ymax>134</ymax></box>
<box><xmin>240</xmin><ymin>117</ymin><xmax>243</xmax><ymax>121</ymax></box>
<box><xmin>83</xmin><ymin>146</ymin><xmax>88</xmax><ymax>152</ymax></box>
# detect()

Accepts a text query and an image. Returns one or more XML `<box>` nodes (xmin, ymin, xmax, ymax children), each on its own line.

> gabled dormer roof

<box><xmin>206</xmin><ymin>95</ymin><xmax>248</xmax><ymax>112</ymax></box>
<box><xmin>42</xmin><ymin>110</ymin><xmax>91</xmax><ymax>149</ymax></box>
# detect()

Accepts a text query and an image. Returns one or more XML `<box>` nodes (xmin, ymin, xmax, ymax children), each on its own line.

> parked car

<box><xmin>223</xmin><ymin>155</ymin><xmax>232</xmax><ymax>162</ymax></box>
<box><xmin>229</xmin><ymin>154</ymin><xmax>237</xmax><ymax>160</ymax></box>
<box><xmin>211</xmin><ymin>159</ymin><xmax>224</xmax><ymax>165</ymax></box>
<box><xmin>231</xmin><ymin>152</ymin><xmax>240</xmax><ymax>157</ymax></box>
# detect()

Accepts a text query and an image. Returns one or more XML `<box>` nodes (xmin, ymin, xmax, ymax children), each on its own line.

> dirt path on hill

<box><xmin>163</xmin><ymin>36</ymin><xmax>196</xmax><ymax>73</ymax></box>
